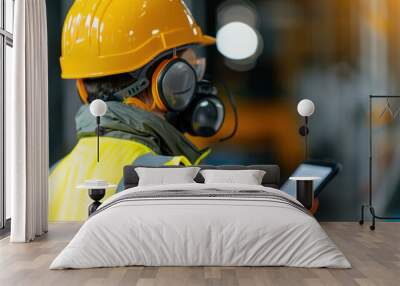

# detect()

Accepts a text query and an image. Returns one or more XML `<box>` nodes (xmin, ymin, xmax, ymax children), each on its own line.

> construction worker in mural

<box><xmin>49</xmin><ymin>0</ymin><xmax>236</xmax><ymax>221</ymax></box>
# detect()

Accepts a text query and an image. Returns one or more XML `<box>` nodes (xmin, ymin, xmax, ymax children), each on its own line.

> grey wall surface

<box><xmin>47</xmin><ymin>0</ymin><xmax>78</xmax><ymax>165</ymax></box>
<box><xmin>47</xmin><ymin>0</ymin><xmax>63</xmax><ymax>165</ymax></box>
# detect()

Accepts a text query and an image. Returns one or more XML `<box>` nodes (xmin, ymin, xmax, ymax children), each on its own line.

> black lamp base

<box><xmin>88</xmin><ymin>189</ymin><xmax>106</xmax><ymax>216</ymax></box>
<box><xmin>299</xmin><ymin>126</ymin><xmax>309</xmax><ymax>136</ymax></box>
<box><xmin>298</xmin><ymin>116</ymin><xmax>310</xmax><ymax>160</ymax></box>
<box><xmin>296</xmin><ymin>181</ymin><xmax>313</xmax><ymax>210</ymax></box>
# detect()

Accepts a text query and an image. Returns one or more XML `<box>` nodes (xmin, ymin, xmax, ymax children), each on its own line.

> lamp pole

<box><xmin>96</xmin><ymin>116</ymin><xmax>100</xmax><ymax>162</ymax></box>
<box><xmin>304</xmin><ymin>116</ymin><xmax>309</xmax><ymax>160</ymax></box>
<box><xmin>90</xmin><ymin>99</ymin><xmax>108</xmax><ymax>163</ymax></box>
<box><xmin>297</xmin><ymin>99</ymin><xmax>314</xmax><ymax>161</ymax></box>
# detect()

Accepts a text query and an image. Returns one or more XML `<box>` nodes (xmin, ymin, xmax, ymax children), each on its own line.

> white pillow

<box><xmin>200</xmin><ymin>169</ymin><xmax>266</xmax><ymax>185</ymax></box>
<box><xmin>136</xmin><ymin>167</ymin><xmax>200</xmax><ymax>186</ymax></box>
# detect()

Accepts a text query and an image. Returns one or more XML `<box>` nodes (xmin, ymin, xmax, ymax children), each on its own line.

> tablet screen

<box><xmin>281</xmin><ymin>164</ymin><xmax>334</xmax><ymax>198</ymax></box>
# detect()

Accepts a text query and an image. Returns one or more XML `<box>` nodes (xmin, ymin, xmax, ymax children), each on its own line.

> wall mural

<box><xmin>47</xmin><ymin>0</ymin><xmax>400</xmax><ymax>221</ymax></box>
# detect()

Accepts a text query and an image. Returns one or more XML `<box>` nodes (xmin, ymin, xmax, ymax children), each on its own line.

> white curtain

<box><xmin>7</xmin><ymin>0</ymin><xmax>49</xmax><ymax>242</ymax></box>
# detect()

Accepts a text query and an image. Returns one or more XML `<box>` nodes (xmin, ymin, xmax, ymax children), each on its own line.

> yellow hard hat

<box><xmin>60</xmin><ymin>0</ymin><xmax>215</xmax><ymax>79</ymax></box>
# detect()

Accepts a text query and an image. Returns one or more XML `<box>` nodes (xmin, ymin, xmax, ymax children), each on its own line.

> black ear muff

<box><xmin>152</xmin><ymin>58</ymin><xmax>197</xmax><ymax>112</ymax></box>
<box><xmin>167</xmin><ymin>81</ymin><xmax>225</xmax><ymax>137</ymax></box>
<box><xmin>184</xmin><ymin>95</ymin><xmax>225</xmax><ymax>137</ymax></box>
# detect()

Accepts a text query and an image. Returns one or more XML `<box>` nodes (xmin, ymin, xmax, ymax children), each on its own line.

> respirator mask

<box><xmin>113</xmin><ymin>48</ymin><xmax>238</xmax><ymax>141</ymax></box>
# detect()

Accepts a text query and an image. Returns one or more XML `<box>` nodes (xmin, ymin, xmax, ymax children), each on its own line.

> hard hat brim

<box><xmin>61</xmin><ymin>34</ymin><xmax>216</xmax><ymax>80</ymax></box>
<box><xmin>200</xmin><ymin>35</ymin><xmax>216</xmax><ymax>46</ymax></box>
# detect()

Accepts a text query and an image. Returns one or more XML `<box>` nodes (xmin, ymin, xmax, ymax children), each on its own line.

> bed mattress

<box><xmin>50</xmin><ymin>183</ymin><xmax>350</xmax><ymax>269</ymax></box>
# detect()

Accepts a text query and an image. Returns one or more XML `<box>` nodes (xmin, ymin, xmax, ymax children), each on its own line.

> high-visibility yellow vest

<box><xmin>49</xmin><ymin>137</ymin><xmax>196</xmax><ymax>221</ymax></box>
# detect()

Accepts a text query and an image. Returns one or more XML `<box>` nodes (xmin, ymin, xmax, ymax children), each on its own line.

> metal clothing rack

<box><xmin>360</xmin><ymin>95</ymin><xmax>400</xmax><ymax>230</ymax></box>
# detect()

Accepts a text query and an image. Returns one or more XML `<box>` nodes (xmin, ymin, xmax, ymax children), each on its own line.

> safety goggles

<box><xmin>179</xmin><ymin>48</ymin><xmax>207</xmax><ymax>81</ymax></box>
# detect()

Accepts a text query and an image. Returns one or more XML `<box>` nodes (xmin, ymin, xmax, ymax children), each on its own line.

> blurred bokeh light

<box><xmin>216</xmin><ymin>0</ymin><xmax>263</xmax><ymax>70</ymax></box>
<box><xmin>216</xmin><ymin>22</ymin><xmax>259</xmax><ymax>60</ymax></box>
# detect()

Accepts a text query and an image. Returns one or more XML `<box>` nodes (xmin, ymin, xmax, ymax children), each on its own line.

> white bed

<box><xmin>50</xmin><ymin>183</ymin><xmax>350</xmax><ymax>269</ymax></box>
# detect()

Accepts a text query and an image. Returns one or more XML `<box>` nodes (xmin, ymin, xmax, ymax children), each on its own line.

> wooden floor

<box><xmin>0</xmin><ymin>222</ymin><xmax>399</xmax><ymax>286</ymax></box>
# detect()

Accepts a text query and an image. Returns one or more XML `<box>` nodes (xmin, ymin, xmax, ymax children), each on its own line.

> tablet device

<box><xmin>281</xmin><ymin>160</ymin><xmax>341</xmax><ymax>198</ymax></box>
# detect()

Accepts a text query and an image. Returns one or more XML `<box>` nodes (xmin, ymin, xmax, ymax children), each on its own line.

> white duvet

<box><xmin>50</xmin><ymin>183</ymin><xmax>350</xmax><ymax>269</ymax></box>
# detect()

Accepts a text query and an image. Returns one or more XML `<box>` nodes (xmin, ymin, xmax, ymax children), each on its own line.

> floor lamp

<box><xmin>77</xmin><ymin>99</ymin><xmax>116</xmax><ymax>216</ymax></box>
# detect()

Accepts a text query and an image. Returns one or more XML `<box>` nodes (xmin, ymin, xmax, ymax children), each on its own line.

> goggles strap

<box><xmin>113</xmin><ymin>77</ymin><xmax>150</xmax><ymax>101</ymax></box>
<box><xmin>112</xmin><ymin>46</ymin><xmax>194</xmax><ymax>110</ymax></box>
<box><xmin>112</xmin><ymin>46</ymin><xmax>193</xmax><ymax>102</ymax></box>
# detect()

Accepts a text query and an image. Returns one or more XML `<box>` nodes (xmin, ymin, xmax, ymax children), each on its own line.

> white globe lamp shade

<box><xmin>216</xmin><ymin>22</ymin><xmax>259</xmax><ymax>60</ymax></box>
<box><xmin>90</xmin><ymin>99</ymin><xmax>108</xmax><ymax>117</ymax></box>
<box><xmin>297</xmin><ymin>99</ymin><xmax>315</xmax><ymax>117</ymax></box>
